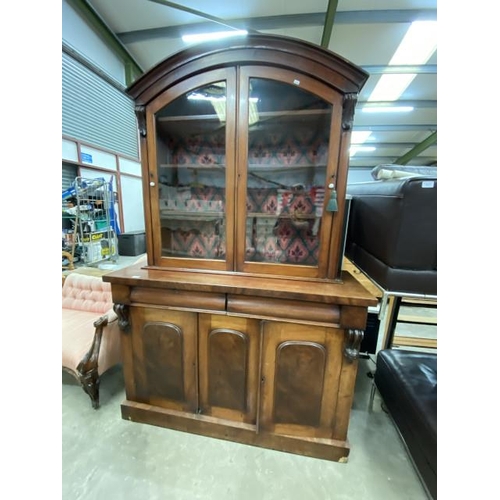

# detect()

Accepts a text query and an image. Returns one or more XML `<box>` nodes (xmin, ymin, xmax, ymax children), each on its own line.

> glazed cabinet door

<box><xmin>235</xmin><ymin>66</ymin><xmax>345</xmax><ymax>279</ymax></box>
<box><xmin>198</xmin><ymin>314</ymin><xmax>261</xmax><ymax>425</ymax></box>
<box><xmin>128</xmin><ymin>307</ymin><xmax>198</xmax><ymax>412</ymax></box>
<box><xmin>259</xmin><ymin>321</ymin><xmax>344</xmax><ymax>439</ymax></box>
<box><xmin>145</xmin><ymin>68</ymin><xmax>237</xmax><ymax>271</ymax></box>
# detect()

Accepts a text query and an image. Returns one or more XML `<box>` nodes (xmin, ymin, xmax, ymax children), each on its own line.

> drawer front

<box><xmin>227</xmin><ymin>295</ymin><xmax>340</xmax><ymax>324</ymax></box>
<box><xmin>131</xmin><ymin>287</ymin><xmax>226</xmax><ymax>311</ymax></box>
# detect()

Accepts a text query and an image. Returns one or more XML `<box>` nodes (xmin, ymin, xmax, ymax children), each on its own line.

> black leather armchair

<box><xmin>373</xmin><ymin>349</ymin><xmax>437</xmax><ymax>499</ymax></box>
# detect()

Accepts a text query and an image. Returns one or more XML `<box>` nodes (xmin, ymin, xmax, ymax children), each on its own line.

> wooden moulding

<box><xmin>227</xmin><ymin>295</ymin><xmax>340</xmax><ymax>324</ymax></box>
<box><xmin>102</xmin><ymin>268</ymin><xmax>378</xmax><ymax>308</ymax></box>
<box><xmin>127</xmin><ymin>35</ymin><xmax>368</xmax><ymax>107</ymax></box>
<box><xmin>130</xmin><ymin>287</ymin><xmax>226</xmax><ymax>311</ymax></box>
<box><xmin>121</xmin><ymin>400</ymin><xmax>350</xmax><ymax>463</ymax></box>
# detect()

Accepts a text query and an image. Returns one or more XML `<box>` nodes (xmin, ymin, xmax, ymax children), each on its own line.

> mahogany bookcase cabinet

<box><xmin>103</xmin><ymin>34</ymin><xmax>377</xmax><ymax>462</ymax></box>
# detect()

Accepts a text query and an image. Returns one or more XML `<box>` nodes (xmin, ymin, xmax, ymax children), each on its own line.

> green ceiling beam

<box><xmin>148</xmin><ymin>0</ymin><xmax>259</xmax><ymax>33</ymax></box>
<box><xmin>394</xmin><ymin>131</ymin><xmax>437</xmax><ymax>165</ymax></box>
<box><xmin>321</xmin><ymin>0</ymin><xmax>339</xmax><ymax>48</ymax></box>
<box><xmin>67</xmin><ymin>0</ymin><xmax>143</xmax><ymax>82</ymax></box>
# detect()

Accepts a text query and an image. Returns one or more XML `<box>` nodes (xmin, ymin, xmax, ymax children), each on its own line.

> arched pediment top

<box><xmin>127</xmin><ymin>34</ymin><xmax>368</xmax><ymax>105</ymax></box>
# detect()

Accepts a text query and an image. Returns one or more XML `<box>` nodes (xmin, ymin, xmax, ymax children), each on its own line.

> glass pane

<box><xmin>245</xmin><ymin>78</ymin><xmax>332</xmax><ymax>266</ymax></box>
<box><xmin>155</xmin><ymin>82</ymin><xmax>227</xmax><ymax>260</ymax></box>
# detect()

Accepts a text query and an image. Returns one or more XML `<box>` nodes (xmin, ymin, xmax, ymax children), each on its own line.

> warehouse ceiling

<box><xmin>78</xmin><ymin>0</ymin><xmax>437</xmax><ymax>170</ymax></box>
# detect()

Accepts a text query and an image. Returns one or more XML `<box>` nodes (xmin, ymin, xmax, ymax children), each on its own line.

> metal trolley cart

<box><xmin>62</xmin><ymin>177</ymin><xmax>119</xmax><ymax>266</ymax></box>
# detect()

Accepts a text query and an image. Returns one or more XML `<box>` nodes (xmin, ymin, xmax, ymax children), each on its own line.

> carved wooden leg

<box><xmin>76</xmin><ymin>315</ymin><xmax>108</xmax><ymax>409</ymax></box>
<box><xmin>79</xmin><ymin>368</ymin><xmax>100</xmax><ymax>409</ymax></box>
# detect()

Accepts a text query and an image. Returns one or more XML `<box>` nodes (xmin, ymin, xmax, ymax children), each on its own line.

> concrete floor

<box><xmin>62</xmin><ymin>357</ymin><xmax>429</xmax><ymax>500</ymax></box>
<box><xmin>62</xmin><ymin>254</ymin><xmax>431</xmax><ymax>499</ymax></box>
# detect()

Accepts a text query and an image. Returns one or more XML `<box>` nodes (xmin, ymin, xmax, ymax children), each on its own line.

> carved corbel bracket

<box><xmin>113</xmin><ymin>303</ymin><xmax>131</xmax><ymax>332</ymax></box>
<box><xmin>342</xmin><ymin>93</ymin><xmax>358</xmax><ymax>131</ymax></box>
<box><xmin>343</xmin><ymin>329</ymin><xmax>364</xmax><ymax>362</ymax></box>
<box><xmin>135</xmin><ymin>105</ymin><xmax>146</xmax><ymax>137</ymax></box>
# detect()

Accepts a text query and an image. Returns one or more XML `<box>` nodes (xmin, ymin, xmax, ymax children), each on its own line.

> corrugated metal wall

<box><xmin>62</xmin><ymin>51</ymin><xmax>139</xmax><ymax>159</ymax></box>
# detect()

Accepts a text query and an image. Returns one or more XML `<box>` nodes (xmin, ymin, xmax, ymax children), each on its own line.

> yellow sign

<box><xmin>81</xmin><ymin>231</ymin><xmax>110</xmax><ymax>243</ymax></box>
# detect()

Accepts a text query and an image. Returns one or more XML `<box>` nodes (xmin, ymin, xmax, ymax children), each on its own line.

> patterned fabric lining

<box><xmin>160</xmin><ymin>186</ymin><xmax>323</xmax><ymax>264</ymax></box>
<box><xmin>158</xmin><ymin>128</ymin><xmax>329</xmax><ymax>263</ymax></box>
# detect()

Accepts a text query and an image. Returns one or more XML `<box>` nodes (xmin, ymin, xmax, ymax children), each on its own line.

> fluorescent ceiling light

<box><xmin>350</xmin><ymin>131</ymin><xmax>372</xmax><ymax>144</ymax></box>
<box><xmin>182</xmin><ymin>30</ymin><xmax>248</xmax><ymax>43</ymax></box>
<box><xmin>367</xmin><ymin>73</ymin><xmax>417</xmax><ymax>102</ymax></box>
<box><xmin>350</xmin><ymin>145</ymin><xmax>376</xmax><ymax>157</ymax></box>
<box><xmin>187</xmin><ymin>93</ymin><xmax>225</xmax><ymax>102</ymax></box>
<box><xmin>362</xmin><ymin>106</ymin><xmax>414</xmax><ymax>113</ymax></box>
<box><xmin>367</xmin><ymin>21</ymin><xmax>437</xmax><ymax>102</ymax></box>
<box><xmin>390</xmin><ymin>21</ymin><xmax>438</xmax><ymax>65</ymax></box>
<box><xmin>351</xmin><ymin>146</ymin><xmax>376</xmax><ymax>152</ymax></box>
<box><xmin>187</xmin><ymin>94</ymin><xmax>258</xmax><ymax>103</ymax></box>
<box><xmin>186</xmin><ymin>94</ymin><xmax>258</xmax><ymax>125</ymax></box>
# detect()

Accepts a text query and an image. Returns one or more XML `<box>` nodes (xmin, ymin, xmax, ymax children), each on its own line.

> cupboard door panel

<box><xmin>198</xmin><ymin>314</ymin><xmax>260</xmax><ymax>424</ymax></box>
<box><xmin>131</xmin><ymin>308</ymin><xmax>198</xmax><ymax>412</ymax></box>
<box><xmin>207</xmin><ymin>329</ymin><xmax>248</xmax><ymax>411</ymax></box>
<box><xmin>274</xmin><ymin>341</ymin><xmax>326</xmax><ymax>427</ymax></box>
<box><xmin>260</xmin><ymin>321</ymin><xmax>344</xmax><ymax>438</ymax></box>
<box><xmin>143</xmin><ymin>321</ymin><xmax>185</xmax><ymax>401</ymax></box>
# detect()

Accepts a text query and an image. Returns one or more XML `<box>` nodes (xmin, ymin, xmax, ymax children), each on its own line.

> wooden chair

<box><xmin>62</xmin><ymin>273</ymin><xmax>121</xmax><ymax>408</ymax></box>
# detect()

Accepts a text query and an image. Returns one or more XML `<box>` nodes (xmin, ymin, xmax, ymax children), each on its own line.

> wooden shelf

<box><xmin>249</xmin><ymin>164</ymin><xmax>326</xmax><ymax>172</ymax></box>
<box><xmin>158</xmin><ymin>211</ymin><xmax>318</xmax><ymax>220</ymax></box>
<box><xmin>158</xmin><ymin>164</ymin><xmax>325</xmax><ymax>172</ymax></box>
<box><xmin>248</xmin><ymin>212</ymin><xmax>316</xmax><ymax>220</ymax></box>
<box><xmin>160</xmin><ymin>211</ymin><xmax>224</xmax><ymax>219</ymax></box>
<box><xmin>392</xmin><ymin>336</ymin><xmax>437</xmax><ymax>349</ymax></box>
<box><xmin>156</xmin><ymin>109</ymin><xmax>331</xmax><ymax>139</ymax></box>
<box><xmin>159</xmin><ymin>164</ymin><xmax>225</xmax><ymax>170</ymax></box>
<box><xmin>398</xmin><ymin>314</ymin><xmax>437</xmax><ymax>325</ymax></box>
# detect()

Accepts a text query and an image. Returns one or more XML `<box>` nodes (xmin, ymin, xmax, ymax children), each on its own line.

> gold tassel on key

<box><xmin>326</xmin><ymin>181</ymin><xmax>338</xmax><ymax>212</ymax></box>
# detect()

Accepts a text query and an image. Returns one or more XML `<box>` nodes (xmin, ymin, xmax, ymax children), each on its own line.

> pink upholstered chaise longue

<box><xmin>62</xmin><ymin>273</ymin><xmax>122</xmax><ymax>409</ymax></box>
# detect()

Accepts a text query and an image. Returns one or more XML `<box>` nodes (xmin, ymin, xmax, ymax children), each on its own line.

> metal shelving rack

<box><xmin>63</xmin><ymin>177</ymin><xmax>119</xmax><ymax>266</ymax></box>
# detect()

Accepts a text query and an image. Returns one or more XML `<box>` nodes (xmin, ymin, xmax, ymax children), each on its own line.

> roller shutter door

<box><xmin>62</xmin><ymin>52</ymin><xmax>139</xmax><ymax>159</ymax></box>
<box><xmin>62</xmin><ymin>162</ymin><xmax>78</xmax><ymax>190</ymax></box>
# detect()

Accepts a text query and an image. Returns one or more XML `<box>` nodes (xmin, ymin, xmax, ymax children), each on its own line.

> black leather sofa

<box><xmin>374</xmin><ymin>349</ymin><xmax>437</xmax><ymax>499</ymax></box>
<box><xmin>345</xmin><ymin>176</ymin><xmax>437</xmax><ymax>295</ymax></box>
